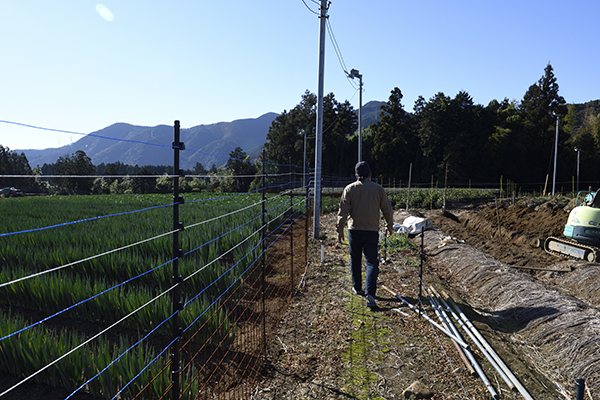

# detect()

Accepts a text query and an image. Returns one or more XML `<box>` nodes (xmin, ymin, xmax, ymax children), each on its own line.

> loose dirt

<box><xmin>255</xmin><ymin>201</ymin><xmax>600</xmax><ymax>400</ymax></box>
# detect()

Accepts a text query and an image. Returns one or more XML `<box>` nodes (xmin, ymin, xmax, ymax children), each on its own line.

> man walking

<box><xmin>336</xmin><ymin>161</ymin><xmax>394</xmax><ymax>309</ymax></box>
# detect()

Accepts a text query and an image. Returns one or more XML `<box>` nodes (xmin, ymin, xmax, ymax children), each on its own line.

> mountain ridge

<box><xmin>22</xmin><ymin>113</ymin><xmax>279</xmax><ymax>170</ymax></box>
<box><xmin>21</xmin><ymin>101</ymin><xmax>386</xmax><ymax>169</ymax></box>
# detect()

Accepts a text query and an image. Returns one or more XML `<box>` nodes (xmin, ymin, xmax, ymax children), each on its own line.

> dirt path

<box><xmin>256</xmin><ymin>202</ymin><xmax>599</xmax><ymax>399</ymax></box>
<box><xmin>256</xmin><ymin>214</ymin><xmax>499</xmax><ymax>399</ymax></box>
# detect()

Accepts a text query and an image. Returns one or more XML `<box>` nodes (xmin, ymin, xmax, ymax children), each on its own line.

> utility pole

<box><xmin>313</xmin><ymin>0</ymin><xmax>327</xmax><ymax>239</ymax></box>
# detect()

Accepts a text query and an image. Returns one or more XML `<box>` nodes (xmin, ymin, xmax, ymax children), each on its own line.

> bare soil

<box><xmin>254</xmin><ymin>201</ymin><xmax>599</xmax><ymax>400</ymax></box>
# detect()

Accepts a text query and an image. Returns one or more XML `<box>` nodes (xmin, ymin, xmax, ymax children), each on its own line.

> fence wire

<box><xmin>0</xmin><ymin>120</ymin><xmax>313</xmax><ymax>400</ymax></box>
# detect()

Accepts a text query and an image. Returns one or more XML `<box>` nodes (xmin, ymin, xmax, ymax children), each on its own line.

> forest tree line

<box><xmin>265</xmin><ymin>63</ymin><xmax>600</xmax><ymax>190</ymax></box>
<box><xmin>0</xmin><ymin>146</ymin><xmax>257</xmax><ymax>195</ymax></box>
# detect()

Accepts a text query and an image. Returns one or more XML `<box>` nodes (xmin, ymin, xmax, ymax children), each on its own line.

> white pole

<box><xmin>302</xmin><ymin>129</ymin><xmax>306</xmax><ymax>189</ymax></box>
<box><xmin>576</xmin><ymin>147</ymin><xmax>580</xmax><ymax>193</ymax></box>
<box><xmin>358</xmin><ymin>74</ymin><xmax>362</xmax><ymax>162</ymax></box>
<box><xmin>349</xmin><ymin>69</ymin><xmax>363</xmax><ymax>163</ymax></box>
<box><xmin>552</xmin><ymin>113</ymin><xmax>559</xmax><ymax>196</ymax></box>
<box><xmin>313</xmin><ymin>0</ymin><xmax>327</xmax><ymax>239</ymax></box>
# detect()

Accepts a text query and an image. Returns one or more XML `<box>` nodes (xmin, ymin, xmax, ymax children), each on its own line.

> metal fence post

<box><xmin>418</xmin><ymin>227</ymin><xmax>424</xmax><ymax>315</ymax></box>
<box><xmin>406</xmin><ymin>163</ymin><xmax>412</xmax><ymax>211</ymax></box>
<box><xmin>261</xmin><ymin>150</ymin><xmax>267</xmax><ymax>361</ymax></box>
<box><xmin>171</xmin><ymin>120</ymin><xmax>185</xmax><ymax>400</ymax></box>
<box><xmin>289</xmin><ymin>157</ymin><xmax>294</xmax><ymax>298</ymax></box>
<box><xmin>576</xmin><ymin>377</ymin><xmax>585</xmax><ymax>400</ymax></box>
<box><xmin>306</xmin><ymin>183</ymin><xmax>310</xmax><ymax>265</ymax></box>
<box><xmin>290</xmin><ymin>192</ymin><xmax>294</xmax><ymax>298</ymax></box>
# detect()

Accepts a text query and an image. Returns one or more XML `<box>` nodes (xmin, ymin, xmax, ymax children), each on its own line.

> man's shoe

<box><xmin>366</xmin><ymin>294</ymin><xmax>378</xmax><ymax>308</ymax></box>
<box><xmin>352</xmin><ymin>287</ymin><xmax>365</xmax><ymax>296</ymax></box>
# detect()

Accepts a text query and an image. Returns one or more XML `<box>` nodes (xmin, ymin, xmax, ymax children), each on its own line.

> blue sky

<box><xmin>1</xmin><ymin>1</ymin><xmax>599</xmax><ymax>150</ymax></box>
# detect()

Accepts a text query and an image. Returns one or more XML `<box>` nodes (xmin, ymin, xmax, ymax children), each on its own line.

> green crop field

<box><xmin>0</xmin><ymin>192</ymin><xmax>307</xmax><ymax>398</ymax></box>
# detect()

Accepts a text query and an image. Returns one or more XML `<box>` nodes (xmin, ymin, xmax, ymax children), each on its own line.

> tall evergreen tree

<box><xmin>321</xmin><ymin>94</ymin><xmax>357</xmax><ymax>176</ymax></box>
<box><xmin>519</xmin><ymin>63</ymin><xmax>567</xmax><ymax>183</ymax></box>
<box><xmin>369</xmin><ymin>88</ymin><xmax>416</xmax><ymax>181</ymax></box>
<box><xmin>225</xmin><ymin>147</ymin><xmax>257</xmax><ymax>192</ymax></box>
<box><xmin>264</xmin><ymin>90</ymin><xmax>357</xmax><ymax>177</ymax></box>
<box><xmin>484</xmin><ymin>98</ymin><xmax>525</xmax><ymax>180</ymax></box>
<box><xmin>0</xmin><ymin>145</ymin><xmax>33</xmax><ymax>189</ymax></box>
<box><xmin>53</xmin><ymin>150</ymin><xmax>96</xmax><ymax>194</ymax></box>
<box><xmin>571</xmin><ymin>108</ymin><xmax>600</xmax><ymax>184</ymax></box>
<box><xmin>444</xmin><ymin>91</ymin><xmax>489</xmax><ymax>182</ymax></box>
<box><xmin>264</xmin><ymin>91</ymin><xmax>316</xmax><ymax>169</ymax></box>
<box><xmin>414</xmin><ymin>91</ymin><xmax>490</xmax><ymax>182</ymax></box>
<box><xmin>414</xmin><ymin>92</ymin><xmax>453</xmax><ymax>180</ymax></box>
<box><xmin>132</xmin><ymin>166</ymin><xmax>157</xmax><ymax>194</ymax></box>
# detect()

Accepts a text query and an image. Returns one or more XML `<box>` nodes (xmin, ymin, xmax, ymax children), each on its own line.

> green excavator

<box><xmin>544</xmin><ymin>190</ymin><xmax>600</xmax><ymax>262</ymax></box>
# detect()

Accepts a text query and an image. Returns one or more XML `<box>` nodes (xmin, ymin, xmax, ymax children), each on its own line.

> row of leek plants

<box><xmin>1</xmin><ymin>193</ymin><xmax>261</xmax><ymax>276</ymax></box>
<box><xmin>1</xmin><ymin>193</ymin><xmax>299</xmax><ymax>287</ymax></box>
<box><xmin>0</xmin><ymin>263</ymin><xmax>239</xmax><ymax>343</ymax></box>
<box><xmin>0</xmin><ymin>309</ymin><xmax>200</xmax><ymax>399</ymax></box>
<box><xmin>0</xmin><ymin>261</ymin><xmax>253</xmax><ymax>336</ymax></box>
<box><xmin>387</xmin><ymin>187</ymin><xmax>498</xmax><ymax>209</ymax></box>
<box><xmin>0</xmin><ymin>214</ymin><xmax>265</xmax><ymax>343</ymax></box>
<box><xmin>0</xmin><ymin>192</ymin><xmax>305</xmax><ymax>397</ymax></box>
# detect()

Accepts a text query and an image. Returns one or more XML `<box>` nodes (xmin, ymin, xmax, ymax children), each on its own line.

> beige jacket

<box><xmin>336</xmin><ymin>179</ymin><xmax>394</xmax><ymax>234</ymax></box>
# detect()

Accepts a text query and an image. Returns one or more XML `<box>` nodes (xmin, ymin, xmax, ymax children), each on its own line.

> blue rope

<box><xmin>0</xmin><ymin>120</ymin><xmax>306</xmax><ymax>169</ymax></box>
<box><xmin>110</xmin><ymin>339</ymin><xmax>174</xmax><ymax>400</ymax></box>
<box><xmin>0</xmin><ymin>120</ymin><xmax>175</xmax><ymax>149</ymax></box>
<box><xmin>65</xmin><ymin>313</ymin><xmax>178</xmax><ymax>399</ymax></box>
<box><xmin>182</xmin><ymin>209</ymin><xmax>295</xmax><ymax>330</ymax></box>
<box><xmin>0</xmin><ymin>202</ymin><xmax>174</xmax><ymax>238</ymax></box>
<box><xmin>0</xmin><ymin>257</ymin><xmax>176</xmax><ymax>342</ymax></box>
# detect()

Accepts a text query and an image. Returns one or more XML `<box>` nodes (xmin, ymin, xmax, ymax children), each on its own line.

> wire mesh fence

<box><xmin>0</xmin><ymin>121</ymin><xmax>312</xmax><ymax>400</ymax></box>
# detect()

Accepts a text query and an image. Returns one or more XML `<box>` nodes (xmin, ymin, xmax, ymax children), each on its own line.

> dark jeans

<box><xmin>348</xmin><ymin>230</ymin><xmax>379</xmax><ymax>297</ymax></box>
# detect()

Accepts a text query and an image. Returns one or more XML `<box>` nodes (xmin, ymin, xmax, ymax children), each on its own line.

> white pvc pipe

<box><xmin>429</xmin><ymin>292</ymin><xmax>499</xmax><ymax>399</ymax></box>
<box><xmin>439</xmin><ymin>294</ymin><xmax>514</xmax><ymax>391</ymax></box>
<box><xmin>444</xmin><ymin>293</ymin><xmax>534</xmax><ymax>400</ymax></box>
<box><xmin>381</xmin><ymin>286</ymin><xmax>469</xmax><ymax>349</ymax></box>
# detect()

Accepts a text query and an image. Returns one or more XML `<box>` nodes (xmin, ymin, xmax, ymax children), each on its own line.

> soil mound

<box><xmin>427</xmin><ymin>202</ymin><xmax>568</xmax><ymax>269</ymax></box>
<box><xmin>424</xmin><ymin>202</ymin><xmax>600</xmax><ymax>395</ymax></box>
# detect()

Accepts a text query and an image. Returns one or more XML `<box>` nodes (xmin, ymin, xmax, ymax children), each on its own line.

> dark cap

<box><xmin>355</xmin><ymin>161</ymin><xmax>371</xmax><ymax>179</ymax></box>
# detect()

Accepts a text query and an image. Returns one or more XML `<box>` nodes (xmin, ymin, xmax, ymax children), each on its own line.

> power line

<box><xmin>300</xmin><ymin>0</ymin><xmax>319</xmax><ymax>15</ymax></box>
<box><xmin>326</xmin><ymin>19</ymin><xmax>347</xmax><ymax>73</ymax></box>
<box><xmin>326</xmin><ymin>19</ymin><xmax>358</xmax><ymax>90</ymax></box>
<box><xmin>0</xmin><ymin>120</ymin><xmax>174</xmax><ymax>149</ymax></box>
<box><xmin>1</xmin><ymin>118</ymin><xmax>299</xmax><ymax>169</ymax></box>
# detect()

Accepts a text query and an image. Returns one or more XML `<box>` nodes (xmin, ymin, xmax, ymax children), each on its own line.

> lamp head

<box><xmin>349</xmin><ymin>69</ymin><xmax>361</xmax><ymax>79</ymax></box>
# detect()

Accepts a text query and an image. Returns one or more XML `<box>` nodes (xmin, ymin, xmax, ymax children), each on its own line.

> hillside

<box><xmin>17</xmin><ymin>100</ymin><xmax>389</xmax><ymax>170</ymax></box>
<box><xmin>360</xmin><ymin>100</ymin><xmax>386</xmax><ymax>128</ymax></box>
<box><xmin>22</xmin><ymin>113</ymin><xmax>278</xmax><ymax>170</ymax></box>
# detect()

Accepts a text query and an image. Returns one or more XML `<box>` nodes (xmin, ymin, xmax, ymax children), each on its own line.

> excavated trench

<box><xmin>423</xmin><ymin>201</ymin><xmax>600</xmax><ymax>396</ymax></box>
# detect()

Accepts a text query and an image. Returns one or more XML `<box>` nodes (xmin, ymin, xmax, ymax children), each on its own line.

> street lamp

<box><xmin>552</xmin><ymin>111</ymin><xmax>560</xmax><ymax>196</ymax></box>
<box><xmin>348</xmin><ymin>68</ymin><xmax>363</xmax><ymax>162</ymax></box>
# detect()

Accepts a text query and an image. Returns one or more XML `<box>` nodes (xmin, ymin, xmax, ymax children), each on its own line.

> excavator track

<box><xmin>544</xmin><ymin>236</ymin><xmax>599</xmax><ymax>262</ymax></box>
